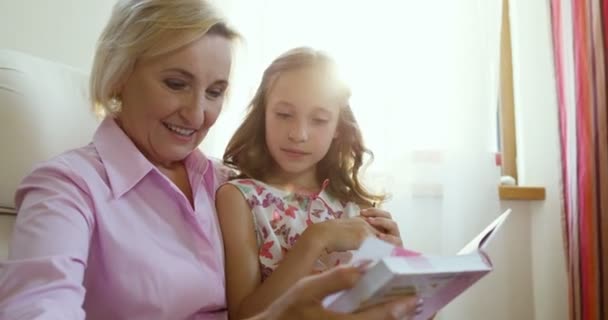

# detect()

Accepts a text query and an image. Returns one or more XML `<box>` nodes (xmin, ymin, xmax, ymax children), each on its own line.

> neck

<box><xmin>264</xmin><ymin>167</ymin><xmax>320</xmax><ymax>192</ymax></box>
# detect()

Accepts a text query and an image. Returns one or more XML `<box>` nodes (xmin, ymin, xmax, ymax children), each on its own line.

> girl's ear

<box><xmin>332</xmin><ymin>113</ymin><xmax>340</xmax><ymax>140</ymax></box>
<box><xmin>332</xmin><ymin>123</ymin><xmax>340</xmax><ymax>139</ymax></box>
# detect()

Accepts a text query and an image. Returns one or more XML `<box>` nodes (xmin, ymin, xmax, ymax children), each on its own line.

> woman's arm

<box><xmin>0</xmin><ymin>160</ymin><xmax>94</xmax><ymax>319</ymax></box>
<box><xmin>216</xmin><ymin>184</ymin><xmax>328</xmax><ymax>320</ymax></box>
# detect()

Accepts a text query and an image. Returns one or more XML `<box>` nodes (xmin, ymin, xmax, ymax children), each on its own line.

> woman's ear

<box><xmin>113</xmin><ymin>76</ymin><xmax>128</xmax><ymax>97</ymax></box>
<box><xmin>112</xmin><ymin>62</ymin><xmax>136</xmax><ymax>98</ymax></box>
<box><xmin>110</xmin><ymin>84</ymin><xmax>125</xmax><ymax>101</ymax></box>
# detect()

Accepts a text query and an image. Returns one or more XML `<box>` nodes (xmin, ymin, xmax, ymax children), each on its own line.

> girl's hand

<box><xmin>307</xmin><ymin>217</ymin><xmax>379</xmax><ymax>253</ymax></box>
<box><xmin>360</xmin><ymin>209</ymin><xmax>403</xmax><ymax>247</ymax></box>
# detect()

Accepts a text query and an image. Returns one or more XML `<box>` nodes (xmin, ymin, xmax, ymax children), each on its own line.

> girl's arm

<box><xmin>216</xmin><ymin>184</ymin><xmax>328</xmax><ymax>320</ymax></box>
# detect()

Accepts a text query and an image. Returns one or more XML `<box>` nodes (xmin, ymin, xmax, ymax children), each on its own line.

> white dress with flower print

<box><xmin>227</xmin><ymin>178</ymin><xmax>360</xmax><ymax>280</ymax></box>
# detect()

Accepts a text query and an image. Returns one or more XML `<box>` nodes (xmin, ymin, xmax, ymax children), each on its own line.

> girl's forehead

<box><xmin>268</xmin><ymin>68</ymin><xmax>345</xmax><ymax>109</ymax></box>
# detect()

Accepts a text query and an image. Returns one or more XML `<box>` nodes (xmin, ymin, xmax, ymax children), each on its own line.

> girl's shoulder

<box><xmin>318</xmin><ymin>191</ymin><xmax>362</xmax><ymax>218</ymax></box>
<box><xmin>226</xmin><ymin>178</ymin><xmax>286</xmax><ymax>198</ymax></box>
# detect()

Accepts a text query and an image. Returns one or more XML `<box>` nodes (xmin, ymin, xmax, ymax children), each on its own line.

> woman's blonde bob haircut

<box><xmin>90</xmin><ymin>0</ymin><xmax>239</xmax><ymax>117</ymax></box>
<box><xmin>223</xmin><ymin>47</ymin><xmax>386</xmax><ymax>207</ymax></box>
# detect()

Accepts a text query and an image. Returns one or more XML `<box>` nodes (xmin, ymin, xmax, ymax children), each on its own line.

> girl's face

<box><xmin>116</xmin><ymin>34</ymin><xmax>232</xmax><ymax>169</ymax></box>
<box><xmin>264</xmin><ymin>67</ymin><xmax>341</xmax><ymax>180</ymax></box>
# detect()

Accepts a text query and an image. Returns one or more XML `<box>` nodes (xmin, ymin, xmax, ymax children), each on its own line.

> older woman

<box><xmin>0</xmin><ymin>0</ymin><xmax>419</xmax><ymax>319</ymax></box>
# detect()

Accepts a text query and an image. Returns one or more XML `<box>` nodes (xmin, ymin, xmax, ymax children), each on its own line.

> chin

<box><xmin>166</xmin><ymin>146</ymin><xmax>196</xmax><ymax>161</ymax></box>
<box><xmin>276</xmin><ymin>162</ymin><xmax>314</xmax><ymax>175</ymax></box>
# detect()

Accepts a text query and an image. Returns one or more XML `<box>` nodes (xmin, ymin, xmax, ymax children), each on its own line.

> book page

<box><xmin>457</xmin><ymin>209</ymin><xmax>511</xmax><ymax>255</ymax></box>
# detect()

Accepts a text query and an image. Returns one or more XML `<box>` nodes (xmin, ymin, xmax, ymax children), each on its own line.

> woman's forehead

<box><xmin>138</xmin><ymin>34</ymin><xmax>233</xmax><ymax>83</ymax></box>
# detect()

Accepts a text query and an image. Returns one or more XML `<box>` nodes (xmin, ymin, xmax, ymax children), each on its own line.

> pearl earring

<box><xmin>108</xmin><ymin>96</ymin><xmax>123</xmax><ymax>113</ymax></box>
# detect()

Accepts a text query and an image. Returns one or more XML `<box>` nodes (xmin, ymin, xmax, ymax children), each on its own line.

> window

<box><xmin>497</xmin><ymin>0</ymin><xmax>545</xmax><ymax>200</ymax></box>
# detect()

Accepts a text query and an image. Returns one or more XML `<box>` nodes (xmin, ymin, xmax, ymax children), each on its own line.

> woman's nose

<box><xmin>180</xmin><ymin>92</ymin><xmax>208</xmax><ymax>127</ymax></box>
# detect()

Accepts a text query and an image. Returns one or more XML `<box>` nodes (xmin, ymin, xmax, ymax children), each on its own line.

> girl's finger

<box><xmin>379</xmin><ymin>233</ymin><xmax>404</xmax><ymax>247</ymax></box>
<box><xmin>360</xmin><ymin>209</ymin><xmax>392</xmax><ymax>219</ymax></box>
<box><xmin>365</xmin><ymin>223</ymin><xmax>382</xmax><ymax>237</ymax></box>
<box><xmin>366</xmin><ymin>217</ymin><xmax>400</xmax><ymax>236</ymax></box>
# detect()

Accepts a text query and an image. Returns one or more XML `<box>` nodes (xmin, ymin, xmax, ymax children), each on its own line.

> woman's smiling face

<box><xmin>115</xmin><ymin>34</ymin><xmax>232</xmax><ymax>167</ymax></box>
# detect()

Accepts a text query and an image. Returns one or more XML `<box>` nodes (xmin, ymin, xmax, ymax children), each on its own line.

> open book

<box><xmin>323</xmin><ymin>209</ymin><xmax>512</xmax><ymax>319</ymax></box>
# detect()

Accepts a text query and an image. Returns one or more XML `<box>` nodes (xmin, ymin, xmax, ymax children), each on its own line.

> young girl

<box><xmin>216</xmin><ymin>47</ymin><xmax>403</xmax><ymax>320</ymax></box>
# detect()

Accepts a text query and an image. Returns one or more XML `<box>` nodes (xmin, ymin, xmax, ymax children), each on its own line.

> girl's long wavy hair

<box><xmin>223</xmin><ymin>47</ymin><xmax>385</xmax><ymax>207</ymax></box>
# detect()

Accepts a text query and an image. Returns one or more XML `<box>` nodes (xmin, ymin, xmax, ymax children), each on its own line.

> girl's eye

<box><xmin>276</xmin><ymin>112</ymin><xmax>292</xmax><ymax>119</ymax></box>
<box><xmin>313</xmin><ymin>118</ymin><xmax>329</xmax><ymax>124</ymax></box>
<box><xmin>164</xmin><ymin>79</ymin><xmax>188</xmax><ymax>90</ymax></box>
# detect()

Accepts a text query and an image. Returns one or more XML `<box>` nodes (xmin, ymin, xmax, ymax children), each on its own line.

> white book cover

<box><xmin>323</xmin><ymin>209</ymin><xmax>512</xmax><ymax>319</ymax></box>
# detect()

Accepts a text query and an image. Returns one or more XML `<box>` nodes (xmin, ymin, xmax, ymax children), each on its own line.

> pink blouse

<box><xmin>0</xmin><ymin>118</ymin><xmax>232</xmax><ymax>320</ymax></box>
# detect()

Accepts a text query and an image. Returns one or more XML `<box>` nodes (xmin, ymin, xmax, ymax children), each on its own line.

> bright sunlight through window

<box><xmin>205</xmin><ymin>0</ymin><xmax>501</xmax><ymax>185</ymax></box>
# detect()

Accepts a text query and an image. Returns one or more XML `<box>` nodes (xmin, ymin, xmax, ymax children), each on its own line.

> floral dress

<box><xmin>227</xmin><ymin>178</ymin><xmax>360</xmax><ymax>280</ymax></box>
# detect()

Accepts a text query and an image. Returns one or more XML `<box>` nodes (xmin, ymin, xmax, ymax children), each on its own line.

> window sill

<box><xmin>498</xmin><ymin>185</ymin><xmax>546</xmax><ymax>201</ymax></box>
<box><xmin>0</xmin><ymin>206</ymin><xmax>16</xmax><ymax>215</ymax></box>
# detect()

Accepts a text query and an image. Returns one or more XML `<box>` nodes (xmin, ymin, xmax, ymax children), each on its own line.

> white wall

<box><xmin>510</xmin><ymin>0</ymin><xmax>569</xmax><ymax>319</ymax></box>
<box><xmin>0</xmin><ymin>0</ymin><xmax>114</xmax><ymax>72</ymax></box>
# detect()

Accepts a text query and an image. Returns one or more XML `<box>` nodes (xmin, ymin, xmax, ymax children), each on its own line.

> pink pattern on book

<box><xmin>391</xmin><ymin>247</ymin><xmax>421</xmax><ymax>257</ymax></box>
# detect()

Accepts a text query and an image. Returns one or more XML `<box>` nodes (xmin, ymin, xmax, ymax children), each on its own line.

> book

<box><xmin>323</xmin><ymin>209</ymin><xmax>512</xmax><ymax>319</ymax></box>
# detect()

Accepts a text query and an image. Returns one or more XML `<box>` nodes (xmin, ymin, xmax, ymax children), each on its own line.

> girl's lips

<box><xmin>281</xmin><ymin>148</ymin><xmax>309</xmax><ymax>155</ymax></box>
<box><xmin>281</xmin><ymin>148</ymin><xmax>311</xmax><ymax>158</ymax></box>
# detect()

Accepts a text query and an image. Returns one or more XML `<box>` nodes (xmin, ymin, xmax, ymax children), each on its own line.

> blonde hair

<box><xmin>223</xmin><ymin>47</ymin><xmax>386</xmax><ymax>207</ymax></box>
<box><xmin>90</xmin><ymin>0</ymin><xmax>240</xmax><ymax>117</ymax></box>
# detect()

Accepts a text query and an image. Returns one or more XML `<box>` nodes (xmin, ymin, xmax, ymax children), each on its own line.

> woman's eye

<box><xmin>276</xmin><ymin>112</ymin><xmax>292</xmax><ymax>119</ymax></box>
<box><xmin>164</xmin><ymin>79</ymin><xmax>188</xmax><ymax>90</ymax></box>
<box><xmin>313</xmin><ymin>118</ymin><xmax>329</xmax><ymax>124</ymax></box>
<box><xmin>206</xmin><ymin>88</ymin><xmax>225</xmax><ymax>99</ymax></box>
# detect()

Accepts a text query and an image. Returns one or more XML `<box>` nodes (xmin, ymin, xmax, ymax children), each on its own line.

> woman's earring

<box><xmin>108</xmin><ymin>96</ymin><xmax>123</xmax><ymax>113</ymax></box>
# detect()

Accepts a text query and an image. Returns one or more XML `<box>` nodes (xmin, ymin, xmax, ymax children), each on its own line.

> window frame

<box><xmin>497</xmin><ymin>0</ymin><xmax>546</xmax><ymax>201</ymax></box>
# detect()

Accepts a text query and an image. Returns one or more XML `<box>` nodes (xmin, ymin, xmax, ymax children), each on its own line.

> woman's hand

<box><xmin>360</xmin><ymin>209</ymin><xmax>403</xmax><ymax>246</ymax></box>
<box><xmin>261</xmin><ymin>265</ymin><xmax>423</xmax><ymax>320</ymax></box>
<box><xmin>307</xmin><ymin>217</ymin><xmax>379</xmax><ymax>253</ymax></box>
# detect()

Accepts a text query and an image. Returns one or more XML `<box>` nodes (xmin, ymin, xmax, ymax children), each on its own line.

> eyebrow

<box><xmin>163</xmin><ymin>68</ymin><xmax>194</xmax><ymax>80</ymax></box>
<box><xmin>274</xmin><ymin>100</ymin><xmax>295</xmax><ymax>108</ymax></box>
<box><xmin>313</xmin><ymin>107</ymin><xmax>331</xmax><ymax>115</ymax></box>
<box><xmin>274</xmin><ymin>100</ymin><xmax>331</xmax><ymax>113</ymax></box>
<box><xmin>162</xmin><ymin>68</ymin><xmax>229</xmax><ymax>86</ymax></box>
